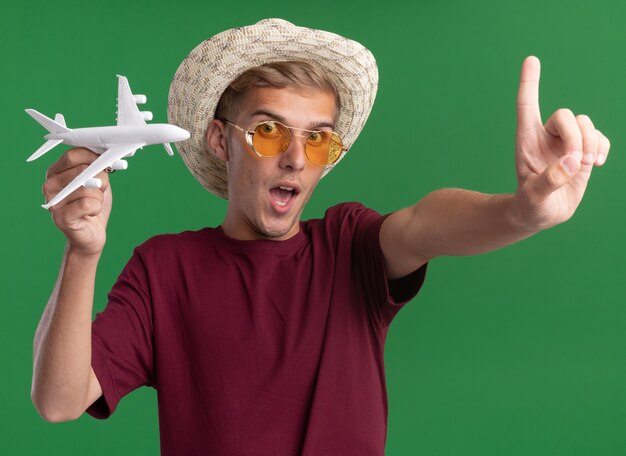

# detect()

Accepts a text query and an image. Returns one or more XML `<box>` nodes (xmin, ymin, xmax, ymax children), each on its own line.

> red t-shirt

<box><xmin>87</xmin><ymin>203</ymin><xmax>426</xmax><ymax>455</ymax></box>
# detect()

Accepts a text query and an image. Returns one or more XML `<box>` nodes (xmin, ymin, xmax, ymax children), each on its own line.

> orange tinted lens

<box><xmin>327</xmin><ymin>133</ymin><xmax>344</xmax><ymax>165</ymax></box>
<box><xmin>306</xmin><ymin>131</ymin><xmax>343</xmax><ymax>166</ymax></box>
<box><xmin>252</xmin><ymin>122</ymin><xmax>289</xmax><ymax>156</ymax></box>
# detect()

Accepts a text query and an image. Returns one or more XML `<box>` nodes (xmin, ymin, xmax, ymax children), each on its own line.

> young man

<box><xmin>31</xmin><ymin>19</ymin><xmax>610</xmax><ymax>455</ymax></box>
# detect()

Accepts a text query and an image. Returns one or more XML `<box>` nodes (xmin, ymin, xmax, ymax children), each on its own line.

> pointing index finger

<box><xmin>517</xmin><ymin>56</ymin><xmax>543</xmax><ymax>131</ymax></box>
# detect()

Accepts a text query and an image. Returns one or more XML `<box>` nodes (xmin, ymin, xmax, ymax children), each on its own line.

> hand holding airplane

<box><xmin>26</xmin><ymin>76</ymin><xmax>190</xmax><ymax>209</ymax></box>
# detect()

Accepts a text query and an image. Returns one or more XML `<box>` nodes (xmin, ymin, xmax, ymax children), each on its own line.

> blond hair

<box><xmin>214</xmin><ymin>61</ymin><xmax>339</xmax><ymax>122</ymax></box>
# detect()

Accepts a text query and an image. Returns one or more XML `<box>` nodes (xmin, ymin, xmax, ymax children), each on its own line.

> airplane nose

<box><xmin>173</xmin><ymin>125</ymin><xmax>190</xmax><ymax>141</ymax></box>
<box><xmin>178</xmin><ymin>127</ymin><xmax>190</xmax><ymax>141</ymax></box>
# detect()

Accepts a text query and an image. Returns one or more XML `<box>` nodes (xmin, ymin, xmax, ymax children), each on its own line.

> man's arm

<box><xmin>31</xmin><ymin>148</ymin><xmax>111</xmax><ymax>421</ymax></box>
<box><xmin>381</xmin><ymin>57</ymin><xmax>610</xmax><ymax>280</ymax></box>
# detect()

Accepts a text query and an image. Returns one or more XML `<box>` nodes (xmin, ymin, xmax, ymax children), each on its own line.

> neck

<box><xmin>220</xmin><ymin>212</ymin><xmax>301</xmax><ymax>241</ymax></box>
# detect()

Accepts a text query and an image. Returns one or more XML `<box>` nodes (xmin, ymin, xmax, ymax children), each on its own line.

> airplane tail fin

<box><xmin>25</xmin><ymin>109</ymin><xmax>70</xmax><ymax>161</ymax></box>
<box><xmin>164</xmin><ymin>143</ymin><xmax>174</xmax><ymax>156</ymax></box>
<box><xmin>54</xmin><ymin>113</ymin><xmax>67</xmax><ymax>127</ymax></box>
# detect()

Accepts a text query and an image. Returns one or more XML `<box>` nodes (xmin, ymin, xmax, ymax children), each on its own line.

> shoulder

<box><xmin>303</xmin><ymin>202</ymin><xmax>385</xmax><ymax>245</ymax></box>
<box><xmin>134</xmin><ymin>227</ymin><xmax>217</xmax><ymax>260</ymax></box>
<box><xmin>325</xmin><ymin>202</ymin><xmax>384</xmax><ymax>230</ymax></box>
<box><xmin>307</xmin><ymin>202</ymin><xmax>382</xmax><ymax>226</ymax></box>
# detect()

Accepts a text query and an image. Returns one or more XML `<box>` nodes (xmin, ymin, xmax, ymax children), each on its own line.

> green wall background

<box><xmin>2</xmin><ymin>0</ymin><xmax>625</xmax><ymax>454</ymax></box>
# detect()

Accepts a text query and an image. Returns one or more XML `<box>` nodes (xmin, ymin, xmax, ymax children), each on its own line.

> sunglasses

<box><xmin>224</xmin><ymin>120</ymin><xmax>347</xmax><ymax>166</ymax></box>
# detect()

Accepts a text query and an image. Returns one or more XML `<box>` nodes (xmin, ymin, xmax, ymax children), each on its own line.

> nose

<box><xmin>279</xmin><ymin>134</ymin><xmax>307</xmax><ymax>172</ymax></box>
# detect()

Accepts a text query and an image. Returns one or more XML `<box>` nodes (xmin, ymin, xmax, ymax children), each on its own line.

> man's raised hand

<box><xmin>511</xmin><ymin>56</ymin><xmax>610</xmax><ymax>232</ymax></box>
<box><xmin>43</xmin><ymin>147</ymin><xmax>112</xmax><ymax>256</ymax></box>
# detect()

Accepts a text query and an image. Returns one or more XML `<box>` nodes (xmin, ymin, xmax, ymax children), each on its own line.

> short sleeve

<box><xmin>87</xmin><ymin>249</ymin><xmax>155</xmax><ymax>419</ymax></box>
<box><xmin>349</xmin><ymin>204</ymin><xmax>427</xmax><ymax>327</ymax></box>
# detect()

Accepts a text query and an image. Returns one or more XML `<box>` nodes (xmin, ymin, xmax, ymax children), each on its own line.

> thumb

<box><xmin>525</xmin><ymin>152</ymin><xmax>581</xmax><ymax>199</ymax></box>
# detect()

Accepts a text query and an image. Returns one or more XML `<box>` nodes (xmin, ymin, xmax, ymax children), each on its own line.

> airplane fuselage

<box><xmin>46</xmin><ymin>124</ymin><xmax>189</xmax><ymax>155</ymax></box>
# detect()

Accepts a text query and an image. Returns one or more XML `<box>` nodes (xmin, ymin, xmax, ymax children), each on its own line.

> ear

<box><xmin>207</xmin><ymin>119</ymin><xmax>229</xmax><ymax>162</ymax></box>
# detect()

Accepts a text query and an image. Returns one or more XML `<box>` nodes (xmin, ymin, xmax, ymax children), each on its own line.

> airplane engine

<box><xmin>141</xmin><ymin>111</ymin><xmax>153</xmax><ymax>121</ymax></box>
<box><xmin>111</xmin><ymin>160</ymin><xmax>128</xmax><ymax>170</ymax></box>
<box><xmin>133</xmin><ymin>94</ymin><xmax>147</xmax><ymax>104</ymax></box>
<box><xmin>84</xmin><ymin>178</ymin><xmax>102</xmax><ymax>189</ymax></box>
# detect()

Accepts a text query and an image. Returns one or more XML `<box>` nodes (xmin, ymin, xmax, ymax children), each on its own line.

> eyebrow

<box><xmin>249</xmin><ymin>109</ymin><xmax>336</xmax><ymax>130</ymax></box>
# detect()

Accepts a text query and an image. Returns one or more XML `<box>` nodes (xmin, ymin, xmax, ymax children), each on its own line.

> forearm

<box><xmin>32</xmin><ymin>245</ymin><xmax>100</xmax><ymax>421</ymax></box>
<box><xmin>407</xmin><ymin>188</ymin><xmax>537</xmax><ymax>259</ymax></box>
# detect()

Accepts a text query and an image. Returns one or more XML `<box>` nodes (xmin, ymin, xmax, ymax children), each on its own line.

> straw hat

<box><xmin>168</xmin><ymin>18</ymin><xmax>378</xmax><ymax>199</ymax></box>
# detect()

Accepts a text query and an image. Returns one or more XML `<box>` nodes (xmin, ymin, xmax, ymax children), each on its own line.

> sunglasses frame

<box><xmin>224</xmin><ymin>120</ymin><xmax>347</xmax><ymax>167</ymax></box>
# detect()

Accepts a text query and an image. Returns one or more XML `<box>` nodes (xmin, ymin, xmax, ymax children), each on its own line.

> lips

<box><xmin>269</xmin><ymin>184</ymin><xmax>299</xmax><ymax>213</ymax></box>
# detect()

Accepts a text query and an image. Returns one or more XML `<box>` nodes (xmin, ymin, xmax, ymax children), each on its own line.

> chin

<box><xmin>260</xmin><ymin>222</ymin><xmax>297</xmax><ymax>240</ymax></box>
<box><xmin>258</xmin><ymin>214</ymin><xmax>300</xmax><ymax>240</ymax></box>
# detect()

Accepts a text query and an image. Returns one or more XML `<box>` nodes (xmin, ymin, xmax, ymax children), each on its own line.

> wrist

<box><xmin>64</xmin><ymin>243</ymin><xmax>104</xmax><ymax>264</ymax></box>
<box><xmin>506</xmin><ymin>191</ymin><xmax>545</xmax><ymax>234</ymax></box>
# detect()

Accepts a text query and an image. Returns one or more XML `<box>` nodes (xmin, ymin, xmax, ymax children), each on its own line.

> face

<box><xmin>208</xmin><ymin>86</ymin><xmax>337</xmax><ymax>241</ymax></box>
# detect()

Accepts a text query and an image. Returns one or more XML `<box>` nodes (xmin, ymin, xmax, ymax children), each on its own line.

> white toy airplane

<box><xmin>26</xmin><ymin>75</ymin><xmax>190</xmax><ymax>209</ymax></box>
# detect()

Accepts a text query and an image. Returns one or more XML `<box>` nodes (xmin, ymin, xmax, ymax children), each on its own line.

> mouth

<box><xmin>269</xmin><ymin>184</ymin><xmax>300</xmax><ymax>213</ymax></box>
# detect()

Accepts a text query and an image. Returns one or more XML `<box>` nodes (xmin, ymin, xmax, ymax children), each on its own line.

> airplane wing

<box><xmin>42</xmin><ymin>143</ymin><xmax>143</xmax><ymax>209</ymax></box>
<box><xmin>116</xmin><ymin>76</ymin><xmax>146</xmax><ymax>126</ymax></box>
